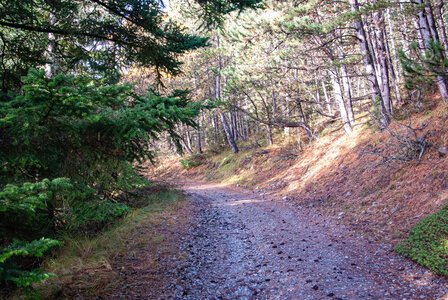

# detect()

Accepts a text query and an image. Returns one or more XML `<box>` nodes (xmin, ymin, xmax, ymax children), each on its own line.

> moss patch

<box><xmin>395</xmin><ymin>200</ymin><xmax>448</xmax><ymax>276</ymax></box>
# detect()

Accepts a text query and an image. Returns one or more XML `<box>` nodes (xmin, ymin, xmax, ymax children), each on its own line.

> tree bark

<box><xmin>414</xmin><ymin>0</ymin><xmax>448</xmax><ymax>101</ymax></box>
<box><xmin>196</xmin><ymin>122</ymin><xmax>202</xmax><ymax>154</ymax></box>
<box><xmin>349</xmin><ymin>0</ymin><xmax>389</xmax><ymax>127</ymax></box>
<box><xmin>322</xmin><ymin>79</ymin><xmax>332</xmax><ymax>115</ymax></box>
<box><xmin>45</xmin><ymin>9</ymin><xmax>56</xmax><ymax>77</ymax></box>
<box><xmin>330</xmin><ymin>69</ymin><xmax>352</xmax><ymax>135</ymax></box>
<box><xmin>373</xmin><ymin>6</ymin><xmax>393</xmax><ymax>115</ymax></box>
<box><xmin>383</xmin><ymin>28</ymin><xmax>402</xmax><ymax>106</ymax></box>
<box><xmin>339</xmin><ymin>61</ymin><xmax>355</xmax><ymax>124</ymax></box>
<box><xmin>434</xmin><ymin>0</ymin><xmax>448</xmax><ymax>57</ymax></box>
<box><xmin>216</xmin><ymin>35</ymin><xmax>239</xmax><ymax>153</ymax></box>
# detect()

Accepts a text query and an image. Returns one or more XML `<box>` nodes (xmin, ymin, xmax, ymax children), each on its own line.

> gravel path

<box><xmin>170</xmin><ymin>181</ymin><xmax>448</xmax><ymax>300</ymax></box>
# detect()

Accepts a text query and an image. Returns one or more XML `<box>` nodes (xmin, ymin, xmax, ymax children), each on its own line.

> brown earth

<box><xmin>100</xmin><ymin>180</ymin><xmax>448</xmax><ymax>299</ymax></box>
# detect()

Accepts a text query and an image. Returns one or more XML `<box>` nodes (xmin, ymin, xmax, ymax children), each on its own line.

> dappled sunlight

<box><xmin>187</xmin><ymin>183</ymin><xmax>226</xmax><ymax>191</ymax></box>
<box><xmin>226</xmin><ymin>198</ymin><xmax>267</xmax><ymax>206</ymax></box>
<box><xmin>277</xmin><ymin>128</ymin><xmax>369</xmax><ymax>193</ymax></box>
<box><xmin>399</xmin><ymin>270</ymin><xmax>434</xmax><ymax>287</ymax></box>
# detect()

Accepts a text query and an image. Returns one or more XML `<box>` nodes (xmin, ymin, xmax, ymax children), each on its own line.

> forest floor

<box><xmin>106</xmin><ymin>179</ymin><xmax>448</xmax><ymax>299</ymax></box>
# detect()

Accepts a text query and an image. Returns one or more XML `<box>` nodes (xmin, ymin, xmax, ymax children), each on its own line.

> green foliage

<box><xmin>395</xmin><ymin>200</ymin><xmax>448</xmax><ymax>276</ymax></box>
<box><xmin>0</xmin><ymin>69</ymin><xmax>201</xmax><ymax>191</ymax></box>
<box><xmin>399</xmin><ymin>41</ymin><xmax>448</xmax><ymax>93</ymax></box>
<box><xmin>0</xmin><ymin>70</ymin><xmax>201</xmax><ymax>295</ymax></box>
<box><xmin>0</xmin><ymin>0</ymin><xmax>209</xmax><ymax>90</ymax></box>
<box><xmin>1</xmin><ymin>238</ymin><xmax>61</xmax><ymax>287</ymax></box>
<box><xmin>193</xmin><ymin>0</ymin><xmax>263</xmax><ymax>29</ymax></box>
<box><xmin>0</xmin><ymin>178</ymin><xmax>76</xmax><ymax>242</ymax></box>
<box><xmin>64</xmin><ymin>201</ymin><xmax>130</xmax><ymax>233</ymax></box>
<box><xmin>38</xmin><ymin>185</ymin><xmax>184</xmax><ymax>298</ymax></box>
<box><xmin>181</xmin><ymin>154</ymin><xmax>204</xmax><ymax>169</ymax></box>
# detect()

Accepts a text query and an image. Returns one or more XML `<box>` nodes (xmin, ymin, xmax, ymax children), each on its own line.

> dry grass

<box><xmin>31</xmin><ymin>188</ymin><xmax>185</xmax><ymax>299</ymax></box>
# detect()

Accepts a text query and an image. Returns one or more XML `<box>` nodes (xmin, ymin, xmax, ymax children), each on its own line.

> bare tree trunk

<box><xmin>185</xmin><ymin>124</ymin><xmax>193</xmax><ymax>151</ymax></box>
<box><xmin>245</xmin><ymin>114</ymin><xmax>250</xmax><ymax>141</ymax></box>
<box><xmin>216</xmin><ymin>35</ymin><xmax>239</xmax><ymax>153</ymax></box>
<box><xmin>295</xmin><ymin>99</ymin><xmax>314</xmax><ymax>140</ymax></box>
<box><xmin>196</xmin><ymin>122</ymin><xmax>202</xmax><ymax>154</ymax></box>
<box><xmin>271</xmin><ymin>86</ymin><xmax>278</xmax><ymax>121</ymax></box>
<box><xmin>220</xmin><ymin>112</ymin><xmax>239</xmax><ymax>153</ymax></box>
<box><xmin>414</xmin><ymin>19</ymin><xmax>427</xmax><ymax>54</ymax></box>
<box><xmin>233</xmin><ymin>111</ymin><xmax>239</xmax><ymax>140</ymax></box>
<box><xmin>260</xmin><ymin>95</ymin><xmax>273</xmax><ymax>145</ymax></box>
<box><xmin>373</xmin><ymin>6</ymin><xmax>393</xmax><ymax>115</ymax></box>
<box><xmin>384</xmin><ymin>28</ymin><xmax>402</xmax><ymax>106</ymax></box>
<box><xmin>414</xmin><ymin>0</ymin><xmax>448</xmax><ymax>101</ymax></box>
<box><xmin>177</xmin><ymin>124</ymin><xmax>193</xmax><ymax>155</ymax></box>
<box><xmin>434</xmin><ymin>0</ymin><xmax>448</xmax><ymax>56</ymax></box>
<box><xmin>330</xmin><ymin>69</ymin><xmax>352</xmax><ymax>135</ymax></box>
<box><xmin>284</xmin><ymin>100</ymin><xmax>291</xmax><ymax>136</ymax></box>
<box><xmin>314</xmin><ymin>77</ymin><xmax>324</xmax><ymax>112</ymax></box>
<box><xmin>266</xmin><ymin>124</ymin><xmax>273</xmax><ymax>145</ymax></box>
<box><xmin>425</xmin><ymin>2</ymin><xmax>440</xmax><ymax>42</ymax></box>
<box><xmin>386</xmin><ymin>8</ymin><xmax>400</xmax><ymax>78</ymax></box>
<box><xmin>45</xmin><ymin>10</ymin><xmax>56</xmax><ymax>77</ymax></box>
<box><xmin>322</xmin><ymin>79</ymin><xmax>332</xmax><ymax>114</ymax></box>
<box><xmin>349</xmin><ymin>0</ymin><xmax>389</xmax><ymax>127</ymax></box>
<box><xmin>339</xmin><ymin>61</ymin><xmax>355</xmax><ymax>124</ymax></box>
<box><xmin>192</xmin><ymin>74</ymin><xmax>202</xmax><ymax>154</ymax></box>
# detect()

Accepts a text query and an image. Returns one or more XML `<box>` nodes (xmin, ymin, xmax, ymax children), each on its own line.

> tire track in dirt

<box><xmin>171</xmin><ymin>181</ymin><xmax>448</xmax><ymax>299</ymax></box>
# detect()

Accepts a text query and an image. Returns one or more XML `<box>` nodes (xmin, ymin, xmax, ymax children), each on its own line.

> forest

<box><xmin>1</xmin><ymin>0</ymin><xmax>448</xmax><ymax>298</ymax></box>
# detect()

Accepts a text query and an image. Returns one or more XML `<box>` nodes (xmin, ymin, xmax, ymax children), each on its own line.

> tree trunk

<box><xmin>220</xmin><ymin>112</ymin><xmax>239</xmax><ymax>153</ymax></box>
<box><xmin>349</xmin><ymin>0</ymin><xmax>389</xmax><ymax>127</ymax></box>
<box><xmin>196</xmin><ymin>122</ymin><xmax>202</xmax><ymax>154</ymax></box>
<box><xmin>373</xmin><ymin>6</ymin><xmax>393</xmax><ymax>115</ymax></box>
<box><xmin>339</xmin><ymin>61</ymin><xmax>355</xmax><ymax>124</ymax></box>
<box><xmin>336</xmin><ymin>27</ymin><xmax>355</xmax><ymax>124</ymax></box>
<box><xmin>284</xmin><ymin>100</ymin><xmax>291</xmax><ymax>136</ymax></box>
<box><xmin>322</xmin><ymin>79</ymin><xmax>332</xmax><ymax>115</ymax></box>
<box><xmin>266</xmin><ymin>124</ymin><xmax>273</xmax><ymax>146</ymax></box>
<box><xmin>330</xmin><ymin>69</ymin><xmax>352</xmax><ymax>135</ymax></box>
<box><xmin>296</xmin><ymin>99</ymin><xmax>314</xmax><ymax>140</ymax></box>
<box><xmin>271</xmin><ymin>86</ymin><xmax>278</xmax><ymax>121</ymax></box>
<box><xmin>386</xmin><ymin>8</ymin><xmax>401</xmax><ymax>79</ymax></box>
<box><xmin>383</xmin><ymin>28</ymin><xmax>402</xmax><ymax>106</ymax></box>
<box><xmin>414</xmin><ymin>0</ymin><xmax>448</xmax><ymax>101</ymax></box>
<box><xmin>45</xmin><ymin>10</ymin><xmax>56</xmax><ymax>77</ymax></box>
<box><xmin>216</xmin><ymin>35</ymin><xmax>239</xmax><ymax>153</ymax></box>
<box><xmin>434</xmin><ymin>0</ymin><xmax>448</xmax><ymax>57</ymax></box>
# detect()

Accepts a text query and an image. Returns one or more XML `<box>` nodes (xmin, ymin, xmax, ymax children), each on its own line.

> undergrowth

<box><xmin>180</xmin><ymin>154</ymin><xmax>207</xmax><ymax>169</ymax></box>
<box><xmin>32</xmin><ymin>186</ymin><xmax>184</xmax><ymax>299</ymax></box>
<box><xmin>395</xmin><ymin>200</ymin><xmax>448</xmax><ymax>276</ymax></box>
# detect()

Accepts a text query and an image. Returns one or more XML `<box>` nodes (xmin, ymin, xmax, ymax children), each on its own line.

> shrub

<box><xmin>0</xmin><ymin>178</ymin><xmax>75</xmax><ymax>242</ymax></box>
<box><xmin>0</xmin><ymin>238</ymin><xmax>61</xmax><ymax>288</ymax></box>
<box><xmin>64</xmin><ymin>201</ymin><xmax>130</xmax><ymax>233</ymax></box>
<box><xmin>395</xmin><ymin>200</ymin><xmax>448</xmax><ymax>276</ymax></box>
<box><xmin>180</xmin><ymin>154</ymin><xmax>203</xmax><ymax>169</ymax></box>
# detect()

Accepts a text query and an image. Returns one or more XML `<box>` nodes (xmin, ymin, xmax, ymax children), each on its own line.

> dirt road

<box><xmin>167</xmin><ymin>181</ymin><xmax>448</xmax><ymax>299</ymax></box>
